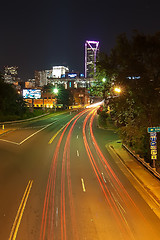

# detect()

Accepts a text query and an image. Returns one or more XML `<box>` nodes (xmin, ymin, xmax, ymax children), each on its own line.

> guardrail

<box><xmin>0</xmin><ymin>113</ymin><xmax>50</xmax><ymax>125</ymax></box>
<box><xmin>122</xmin><ymin>144</ymin><xmax>160</xmax><ymax>180</ymax></box>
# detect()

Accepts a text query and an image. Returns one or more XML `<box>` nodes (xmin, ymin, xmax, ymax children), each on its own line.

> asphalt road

<box><xmin>0</xmin><ymin>109</ymin><xmax>160</xmax><ymax>240</ymax></box>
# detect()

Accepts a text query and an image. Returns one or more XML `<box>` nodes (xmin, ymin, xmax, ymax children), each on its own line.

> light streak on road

<box><xmin>86</xmin><ymin>100</ymin><xmax>104</xmax><ymax>108</ymax></box>
<box><xmin>85</xmin><ymin>109</ymin><xmax>158</xmax><ymax>239</ymax></box>
<box><xmin>89</xmin><ymin>111</ymin><xmax>147</xmax><ymax>215</ymax></box>
<box><xmin>82</xmin><ymin>112</ymin><xmax>131</xmax><ymax>239</ymax></box>
<box><xmin>48</xmin><ymin>123</ymin><xmax>68</xmax><ymax>144</ymax></box>
<box><xmin>40</xmin><ymin>109</ymin><xmax>87</xmax><ymax>240</ymax></box>
<box><xmin>61</xmin><ymin>111</ymin><xmax>84</xmax><ymax>240</ymax></box>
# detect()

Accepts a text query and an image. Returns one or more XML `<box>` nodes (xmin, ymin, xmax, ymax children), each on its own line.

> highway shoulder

<box><xmin>106</xmin><ymin>140</ymin><xmax>160</xmax><ymax>219</ymax></box>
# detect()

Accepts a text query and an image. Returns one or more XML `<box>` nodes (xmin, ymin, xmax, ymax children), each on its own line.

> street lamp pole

<box><xmin>53</xmin><ymin>88</ymin><xmax>58</xmax><ymax>112</ymax></box>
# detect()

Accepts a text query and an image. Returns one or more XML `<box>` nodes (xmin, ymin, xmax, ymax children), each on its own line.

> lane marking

<box><xmin>9</xmin><ymin>180</ymin><xmax>33</xmax><ymax>240</ymax></box>
<box><xmin>0</xmin><ymin>139</ymin><xmax>19</xmax><ymax>145</ymax></box>
<box><xmin>0</xmin><ymin>113</ymin><xmax>72</xmax><ymax>146</ymax></box>
<box><xmin>81</xmin><ymin>178</ymin><xmax>86</xmax><ymax>192</ymax></box>
<box><xmin>49</xmin><ymin>108</ymin><xmax>89</xmax><ymax>145</ymax></box>
<box><xmin>0</xmin><ymin>121</ymin><xmax>57</xmax><ymax>145</ymax></box>
<box><xmin>101</xmin><ymin>172</ymin><xmax>107</xmax><ymax>183</ymax></box>
<box><xmin>48</xmin><ymin>123</ymin><xmax>68</xmax><ymax>144</ymax></box>
<box><xmin>76</xmin><ymin>150</ymin><xmax>80</xmax><ymax>157</ymax></box>
<box><xmin>19</xmin><ymin>122</ymin><xmax>55</xmax><ymax>145</ymax></box>
<box><xmin>20</xmin><ymin>114</ymin><xmax>73</xmax><ymax>145</ymax></box>
<box><xmin>56</xmin><ymin>207</ymin><xmax>59</xmax><ymax>227</ymax></box>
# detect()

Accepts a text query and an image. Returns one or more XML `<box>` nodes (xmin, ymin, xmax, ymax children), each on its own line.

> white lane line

<box><xmin>76</xmin><ymin>150</ymin><xmax>80</xmax><ymax>157</ymax></box>
<box><xmin>0</xmin><ymin>115</ymin><xmax>71</xmax><ymax>146</ymax></box>
<box><xmin>0</xmin><ymin>139</ymin><xmax>19</xmax><ymax>145</ymax></box>
<box><xmin>0</xmin><ymin>121</ymin><xmax>57</xmax><ymax>146</ymax></box>
<box><xmin>19</xmin><ymin>121</ymin><xmax>56</xmax><ymax>145</ymax></box>
<box><xmin>81</xmin><ymin>178</ymin><xmax>86</xmax><ymax>192</ymax></box>
<box><xmin>55</xmin><ymin>207</ymin><xmax>59</xmax><ymax>227</ymax></box>
<box><xmin>101</xmin><ymin>172</ymin><xmax>107</xmax><ymax>183</ymax></box>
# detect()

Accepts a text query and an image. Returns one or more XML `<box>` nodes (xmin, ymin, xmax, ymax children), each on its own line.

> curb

<box><xmin>122</xmin><ymin>144</ymin><xmax>160</xmax><ymax>181</ymax></box>
<box><xmin>108</xmin><ymin>144</ymin><xmax>160</xmax><ymax>208</ymax></box>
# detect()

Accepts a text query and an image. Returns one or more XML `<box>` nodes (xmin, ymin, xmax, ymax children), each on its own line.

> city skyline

<box><xmin>0</xmin><ymin>0</ymin><xmax>160</xmax><ymax>80</ymax></box>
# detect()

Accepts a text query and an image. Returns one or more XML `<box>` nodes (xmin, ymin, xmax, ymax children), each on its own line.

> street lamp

<box><xmin>114</xmin><ymin>87</ymin><xmax>121</xmax><ymax>94</ymax></box>
<box><xmin>53</xmin><ymin>88</ymin><xmax>58</xmax><ymax>111</ymax></box>
<box><xmin>53</xmin><ymin>88</ymin><xmax>58</xmax><ymax>94</ymax></box>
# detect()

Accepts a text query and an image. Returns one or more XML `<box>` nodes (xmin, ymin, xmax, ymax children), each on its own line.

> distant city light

<box><xmin>127</xmin><ymin>76</ymin><xmax>140</xmax><ymax>80</ymax></box>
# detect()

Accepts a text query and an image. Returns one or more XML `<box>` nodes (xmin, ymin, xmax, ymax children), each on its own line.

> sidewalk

<box><xmin>106</xmin><ymin>140</ymin><xmax>160</xmax><ymax>218</ymax></box>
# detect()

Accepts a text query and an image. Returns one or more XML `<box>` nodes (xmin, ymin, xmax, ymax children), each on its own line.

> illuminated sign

<box><xmin>148</xmin><ymin>127</ymin><xmax>160</xmax><ymax>133</ymax></box>
<box><xmin>148</xmin><ymin>129</ymin><xmax>158</xmax><ymax>168</ymax></box>
<box><xmin>23</xmin><ymin>89</ymin><xmax>41</xmax><ymax>99</ymax></box>
<box><xmin>68</xmin><ymin>73</ymin><xmax>77</xmax><ymax>78</ymax></box>
<box><xmin>150</xmin><ymin>132</ymin><xmax>157</xmax><ymax>160</ymax></box>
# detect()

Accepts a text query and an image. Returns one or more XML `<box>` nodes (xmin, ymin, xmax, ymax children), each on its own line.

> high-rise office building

<box><xmin>52</xmin><ymin>66</ymin><xmax>69</xmax><ymax>78</ymax></box>
<box><xmin>4</xmin><ymin>66</ymin><xmax>18</xmax><ymax>84</ymax></box>
<box><xmin>85</xmin><ymin>40</ymin><xmax>99</xmax><ymax>78</ymax></box>
<box><xmin>35</xmin><ymin>70</ymin><xmax>52</xmax><ymax>86</ymax></box>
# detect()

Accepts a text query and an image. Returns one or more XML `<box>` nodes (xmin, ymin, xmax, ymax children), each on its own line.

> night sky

<box><xmin>0</xmin><ymin>0</ymin><xmax>160</xmax><ymax>80</ymax></box>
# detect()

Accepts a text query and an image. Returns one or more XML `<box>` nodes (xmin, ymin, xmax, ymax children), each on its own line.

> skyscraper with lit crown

<box><xmin>85</xmin><ymin>40</ymin><xmax>99</xmax><ymax>78</ymax></box>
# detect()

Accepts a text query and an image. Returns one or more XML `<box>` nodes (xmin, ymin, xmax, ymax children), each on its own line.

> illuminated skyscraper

<box><xmin>85</xmin><ymin>40</ymin><xmax>99</xmax><ymax>78</ymax></box>
<box><xmin>4</xmin><ymin>66</ymin><xmax>18</xmax><ymax>84</ymax></box>
<box><xmin>52</xmin><ymin>66</ymin><xmax>69</xmax><ymax>78</ymax></box>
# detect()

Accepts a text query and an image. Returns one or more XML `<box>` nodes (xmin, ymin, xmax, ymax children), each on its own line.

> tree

<box><xmin>97</xmin><ymin>31</ymin><xmax>160</xmax><ymax>164</ymax></box>
<box><xmin>42</xmin><ymin>83</ymin><xmax>54</xmax><ymax>93</ymax></box>
<box><xmin>89</xmin><ymin>52</ymin><xmax>117</xmax><ymax>101</ymax></box>
<box><xmin>57</xmin><ymin>85</ymin><xmax>73</xmax><ymax>107</ymax></box>
<box><xmin>0</xmin><ymin>73</ymin><xmax>27</xmax><ymax>119</ymax></box>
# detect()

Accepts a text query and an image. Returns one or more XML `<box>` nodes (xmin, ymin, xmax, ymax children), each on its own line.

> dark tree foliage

<box><xmin>0</xmin><ymin>73</ymin><xmax>27</xmax><ymax>118</ymax></box>
<box><xmin>97</xmin><ymin>31</ymin><xmax>160</xmax><ymax>165</ymax></box>
<box><xmin>57</xmin><ymin>85</ymin><xmax>73</xmax><ymax>107</ymax></box>
<box><xmin>42</xmin><ymin>83</ymin><xmax>54</xmax><ymax>93</ymax></box>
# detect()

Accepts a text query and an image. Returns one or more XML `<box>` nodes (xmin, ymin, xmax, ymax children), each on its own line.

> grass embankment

<box><xmin>0</xmin><ymin>109</ymin><xmax>48</xmax><ymax>122</ymax></box>
<box><xmin>98</xmin><ymin>111</ymin><xmax>116</xmax><ymax>130</ymax></box>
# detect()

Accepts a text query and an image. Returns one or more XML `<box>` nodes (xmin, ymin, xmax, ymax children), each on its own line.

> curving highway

<box><xmin>0</xmin><ymin>109</ymin><xmax>160</xmax><ymax>240</ymax></box>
